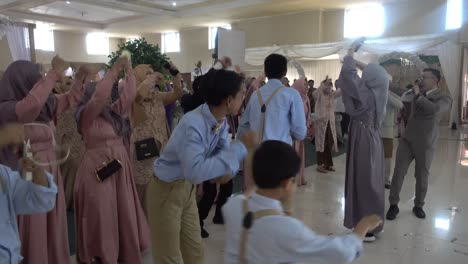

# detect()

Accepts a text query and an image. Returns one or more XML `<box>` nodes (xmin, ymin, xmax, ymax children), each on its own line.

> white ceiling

<box><xmin>29</xmin><ymin>1</ymin><xmax>139</xmax><ymax>22</ymax></box>
<box><xmin>0</xmin><ymin>0</ymin><xmax>401</xmax><ymax>37</ymax></box>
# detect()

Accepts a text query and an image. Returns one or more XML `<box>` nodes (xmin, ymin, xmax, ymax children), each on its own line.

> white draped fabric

<box><xmin>436</xmin><ymin>40</ymin><xmax>462</xmax><ymax>126</ymax></box>
<box><xmin>286</xmin><ymin>60</ymin><xmax>342</xmax><ymax>83</ymax></box>
<box><xmin>245</xmin><ymin>33</ymin><xmax>463</xmax><ymax>126</ymax></box>
<box><xmin>6</xmin><ymin>25</ymin><xmax>30</xmax><ymax>61</ymax></box>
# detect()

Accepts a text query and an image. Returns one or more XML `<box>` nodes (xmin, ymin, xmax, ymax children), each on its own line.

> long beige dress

<box><xmin>131</xmin><ymin>89</ymin><xmax>170</xmax><ymax>212</ymax></box>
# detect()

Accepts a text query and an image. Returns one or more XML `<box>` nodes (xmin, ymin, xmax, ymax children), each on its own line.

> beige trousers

<box><xmin>146</xmin><ymin>178</ymin><xmax>203</xmax><ymax>264</ymax></box>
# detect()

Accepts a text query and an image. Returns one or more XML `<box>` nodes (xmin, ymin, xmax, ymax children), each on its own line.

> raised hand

<box><xmin>111</xmin><ymin>57</ymin><xmax>128</xmax><ymax>75</ymax></box>
<box><xmin>51</xmin><ymin>55</ymin><xmax>68</xmax><ymax>77</ymax></box>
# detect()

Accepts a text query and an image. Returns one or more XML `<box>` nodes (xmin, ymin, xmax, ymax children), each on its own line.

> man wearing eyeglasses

<box><xmin>386</xmin><ymin>68</ymin><xmax>452</xmax><ymax>220</ymax></box>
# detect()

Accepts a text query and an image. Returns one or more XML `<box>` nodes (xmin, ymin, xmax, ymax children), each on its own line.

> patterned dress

<box><xmin>131</xmin><ymin>90</ymin><xmax>170</xmax><ymax>212</ymax></box>
<box><xmin>56</xmin><ymin>110</ymin><xmax>84</xmax><ymax>208</ymax></box>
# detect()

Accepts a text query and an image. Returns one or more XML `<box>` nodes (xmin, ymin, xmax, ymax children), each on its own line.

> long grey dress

<box><xmin>337</xmin><ymin>55</ymin><xmax>389</xmax><ymax>233</ymax></box>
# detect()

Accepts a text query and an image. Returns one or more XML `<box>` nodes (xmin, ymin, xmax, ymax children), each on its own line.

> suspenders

<box><xmin>256</xmin><ymin>85</ymin><xmax>284</xmax><ymax>141</ymax></box>
<box><xmin>239</xmin><ymin>198</ymin><xmax>282</xmax><ymax>264</ymax></box>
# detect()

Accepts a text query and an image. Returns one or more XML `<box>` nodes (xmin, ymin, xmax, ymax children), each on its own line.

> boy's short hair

<box><xmin>252</xmin><ymin>140</ymin><xmax>300</xmax><ymax>189</ymax></box>
<box><xmin>423</xmin><ymin>68</ymin><xmax>441</xmax><ymax>83</ymax></box>
<box><xmin>264</xmin><ymin>54</ymin><xmax>287</xmax><ymax>79</ymax></box>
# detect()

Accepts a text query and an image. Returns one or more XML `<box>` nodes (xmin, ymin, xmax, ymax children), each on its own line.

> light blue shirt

<box><xmin>222</xmin><ymin>192</ymin><xmax>363</xmax><ymax>264</ymax></box>
<box><xmin>0</xmin><ymin>165</ymin><xmax>57</xmax><ymax>264</ymax></box>
<box><xmin>239</xmin><ymin>79</ymin><xmax>307</xmax><ymax>145</ymax></box>
<box><xmin>154</xmin><ymin>104</ymin><xmax>247</xmax><ymax>184</ymax></box>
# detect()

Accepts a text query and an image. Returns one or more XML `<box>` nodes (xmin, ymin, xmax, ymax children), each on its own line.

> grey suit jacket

<box><xmin>404</xmin><ymin>88</ymin><xmax>452</xmax><ymax>148</ymax></box>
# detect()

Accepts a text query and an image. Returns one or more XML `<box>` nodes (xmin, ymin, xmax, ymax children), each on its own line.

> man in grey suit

<box><xmin>386</xmin><ymin>68</ymin><xmax>452</xmax><ymax>220</ymax></box>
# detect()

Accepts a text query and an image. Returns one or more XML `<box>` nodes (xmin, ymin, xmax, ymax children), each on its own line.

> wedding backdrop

<box><xmin>244</xmin><ymin>33</ymin><xmax>463</xmax><ymax>126</ymax></box>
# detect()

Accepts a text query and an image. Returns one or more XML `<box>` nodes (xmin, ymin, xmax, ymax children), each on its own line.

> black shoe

<box><xmin>386</xmin><ymin>204</ymin><xmax>399</xmax><ymax>220</ymax></box>
<box><xmin>412</xmin><ymin>207</ymin><xmax>426</xmax><ymax>219</ymax></box>
<box><xmin>201</xmin><ymin>227</ymin><xmax>209</xmax><ymax>238</ymax></box>
<box><xmin>213</xmin><ymin>213</ymin><xmax>224</xmax><ymax>225</ymax></box>
<box><xmin>385</xmin><ymin>184</ymin><xmax>391</xmax><ymax>189</ymax></box>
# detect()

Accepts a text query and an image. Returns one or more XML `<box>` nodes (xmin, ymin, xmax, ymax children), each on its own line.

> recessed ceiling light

<box><xmin>172</xmin><ymin>2</ymin><xmax>177</xmax><ymax>6</ymax></box>
<box><xmin>66</xmin><ymin>1</ymin><xmax>71</xmax><ymax>4</ymax></box>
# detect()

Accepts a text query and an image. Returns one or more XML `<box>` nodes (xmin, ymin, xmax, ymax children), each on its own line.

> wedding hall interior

<box><xmin>1</xmin><ymin>0</ymin><xmax>468</xmax><ymax>264</ymax></box>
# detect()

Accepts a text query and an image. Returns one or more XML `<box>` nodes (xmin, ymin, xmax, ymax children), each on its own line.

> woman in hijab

<box><xmin>291</xmin><ymin>78</ymin><xmax>311</xmax><ymax>186</ymax></box>
<box><xmin>0</xmin><ymin>56</ymin><xmax>84</xmax><ymax>264</ymax></box>
<box><xmin>336</xmin><ymin>39</ymin><xmax>387</xmax><ymax>243</ymax></box>
<box><xmin>313</xmin><ymin>77</ymin><xmax>341</xmax><ymax>174</ymax></box>
<box><xmin>55</xmin><ymin>66</ymin><xmax>96</xmax><ymax>209</ymax></box>
<box><xmin>131</xmin><ymin>64</ymin><xmax>183</xmax><ymax>213</ymax></box>
<box><xmin>240</xmin><ymin>74</ymin><xmax>264</xmax><ymax>191</ymax></box>
<box><xmin>74</xmin><ymin>58</ymin><xmax>150</xmax><ymax>263</ymax></box>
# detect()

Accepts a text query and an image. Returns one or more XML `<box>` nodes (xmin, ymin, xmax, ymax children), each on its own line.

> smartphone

<box><xmin>96</xmin><ymin>159</ymin><xmax>122</xmax><ymax>182</ymax></box>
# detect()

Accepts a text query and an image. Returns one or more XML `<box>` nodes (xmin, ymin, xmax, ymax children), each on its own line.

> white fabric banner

<box><xmin>244</xmin><ymin>33</ymin><xmax>463</xmax><ymax>126</ymax></box>
<box><xmin>6</xmin><ymin>25</ymin><xmax>30</xmax><ymax>61</ymax></box>
<box><xmin>436</xmin><ymin>40</ymin><xmax>462</xmax><ymax>126</ymax></box>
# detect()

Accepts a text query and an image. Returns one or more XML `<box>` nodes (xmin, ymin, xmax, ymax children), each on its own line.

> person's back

<box><xmin>239</xmin><ymin>54</ymin><xmax>306</xmax><ymax>145</ymax></box>
<box><xmin>223</xmin><ymin>140</ymin><xmax>382</xmax><ymax>264</ymax></box>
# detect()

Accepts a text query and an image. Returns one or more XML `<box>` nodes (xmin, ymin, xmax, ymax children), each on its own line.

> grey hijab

<box><xmin>75</xmin><ymin>82</ymin><xmax>131</xmax><ymax>137</ymax></box>
<box><xmin>362</xmin><ymin>63</ymin><xmax>389</xmax><ymax>127</ymax></box>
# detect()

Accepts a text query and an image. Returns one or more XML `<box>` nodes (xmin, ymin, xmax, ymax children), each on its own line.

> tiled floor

<box><xmin>72</xmin><ymin>127</ymin><xmax>468</xmax><ymax>263</ymax></box>
<box><xmin>203</xmin><ymin>127</ymin><xmax>468</xmax><ymax>264</ymax></box>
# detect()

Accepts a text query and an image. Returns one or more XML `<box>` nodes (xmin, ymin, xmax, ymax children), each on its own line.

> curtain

<box><xmin>437</xmin><ymin>40</ymin><xmax>462</xmax><ymax>126</ymax></box>
<box><xmin>6</xmin><ymin>25</ymin><xmax>30</xmax><ymax>61</ymax></box>
<box><xmin>286</xmin><ymin>60</ymin><xmax>342</xmax><ymax>83</ymax></box>
<box><xmin>244</xmin><ymin>33</ymin><xmax>463</xmax><ymax>126</ymax></box>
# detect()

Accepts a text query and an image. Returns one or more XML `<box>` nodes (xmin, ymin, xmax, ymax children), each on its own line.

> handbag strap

<box><xmin>256</xmin><ymin>86</ymin><xmax>284</xmax><ymax>141</ymax></box>
<box><xmin>239</xmin><ymin>198</ymin><xmax>281</xmax><ymax>264</ymax></box>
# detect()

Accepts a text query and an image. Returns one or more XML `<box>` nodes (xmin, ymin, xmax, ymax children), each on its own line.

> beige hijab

<box><xmin>131</xmin><ymin>64</ymin><xmax>153</xmax><ymax>128</ymax></box>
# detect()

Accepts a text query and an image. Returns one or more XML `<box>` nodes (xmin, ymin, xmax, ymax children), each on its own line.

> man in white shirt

<box><xmin>223</xmin><ymin>140</ymin><xmax>382</xmax><ymax>264</ymax></box>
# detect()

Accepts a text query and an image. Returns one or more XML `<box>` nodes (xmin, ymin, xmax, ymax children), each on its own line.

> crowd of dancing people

<box><xmin>0</xmin><ymin>38</ymin><xmax>452</xmax><ymax>264</ymax></box>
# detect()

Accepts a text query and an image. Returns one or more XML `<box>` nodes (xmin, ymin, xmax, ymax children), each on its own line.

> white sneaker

<box><xmin>364</xmin><ymin>233</ymin><xmax>376</xmax><ymax>243</ymax></box>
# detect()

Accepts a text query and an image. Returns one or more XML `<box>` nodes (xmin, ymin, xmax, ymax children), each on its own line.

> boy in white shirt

<box><xmin>223</xmin><ymin>140</ymin><xmax>382</xmax><ymax>264</ymax></box>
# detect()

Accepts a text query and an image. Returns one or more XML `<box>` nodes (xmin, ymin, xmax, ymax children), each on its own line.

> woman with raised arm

<box><xmin>131</xmin><ymin>63</ymin><xmax>183</xmax><ymax>212</ymax></box>
<box><xmin>313</xmin><ymin>77</ymin><xmax>342</xmax><ymax>174</ymax></box>
<box><xmin>74</xmin><ymin>58</ymin><xmax>150</xmax><ymax>263</ymax></box>
<box><xmin>336</xmin><ymin>39</ymin><xmax>388</xmax><ymax>243</ymax></box>
<box><xmin>0</xmin><ymin>56</ymin><xmax>86</xmax><ymax>264</ymax></box>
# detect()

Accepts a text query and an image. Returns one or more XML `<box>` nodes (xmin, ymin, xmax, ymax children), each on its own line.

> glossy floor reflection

<box><xmin>70</xmin><ymin>128</ymin><xmax>467</xmax><ymax>263</ymax></box>
<box><xmin>203</xmin><ymin>127</ymin><xmax>468</xmax><ymax>264</ymax></box>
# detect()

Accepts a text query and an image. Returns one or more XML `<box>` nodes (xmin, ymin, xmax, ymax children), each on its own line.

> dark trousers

<box><xmin>340</xmin><ymin>112</ymin><xmax>351</xmax><ymax>135</ymax></box>
<box><xmin>317</xmin><ymin>122</ymin><xmax>334</xmax><ymax>168</ymax></box>
<box><xmin>197</xmin><ymin>179</ymin><xmax>233</xmax><ymax>227</ymax></box>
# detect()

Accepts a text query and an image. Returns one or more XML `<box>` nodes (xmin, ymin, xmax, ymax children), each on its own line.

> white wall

<box><xmin>0</xmin><ymin>30</ymin><xmax>123</xmax><ymax>71</ymax></box>
<box><xmin>143</xmin><ymin>29</ymin><xmax>214</xmax><ymax>74</ymax></box>
<box><xmin>36</xmin><ymin>31</ymin><xmax>123</xmax><ymax>65</ymax></box>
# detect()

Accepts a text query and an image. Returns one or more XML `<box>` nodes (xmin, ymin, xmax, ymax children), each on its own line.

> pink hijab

<box><xmin>243</xmin><ymin>77</ymin><xmax>262</xmax><ymax>109</ymax></box>
<box><xmin>292</xmin><ymin>79</ymin><xmax>310</xmax><ymax>122</ymax></box>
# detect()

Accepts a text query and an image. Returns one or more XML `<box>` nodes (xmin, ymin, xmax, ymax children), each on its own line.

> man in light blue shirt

<box><xmin>239</xmin><ymin>53</ymin><xmax>307</xmax><ymax>145</ymax></box>
<box><xmin>154</xmin><ymin>103</ymin><xmax>247</xmax><ymax>184</ymax></box>
<box><xmin>223</xmin><ymin>141</ymin><xmax>382</xmax><ymax>264</ymax></box>
<box><xmin>148</xmin><ymin>69</ymin><xmax>257</xmax><ymax>264</ymax></box>
<box><xmin>0</xmin><ymin>124</ymin><xmax>57</xmax><ymax>264</ymax></box>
